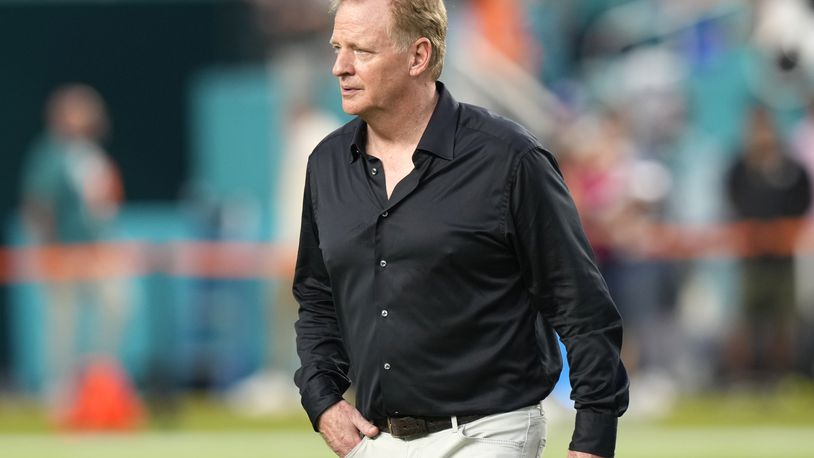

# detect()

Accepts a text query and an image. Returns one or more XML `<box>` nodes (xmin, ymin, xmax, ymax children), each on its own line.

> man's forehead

<box><xmin>331</xmin><ymin>4</ymin><xmax>390</xmax><ymax>44</ymax></box>
<box><xmin>333</xmin><ymin>0</ymin><xmax>391</xmax><ymax>29</ymax></box>
<box><xmin>329</xmin><ymin>26</ymin><xmax>376</xmax><ymax>47</ymax></box>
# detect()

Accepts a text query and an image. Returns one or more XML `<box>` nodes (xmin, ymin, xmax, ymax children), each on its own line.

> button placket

<box><xmin>372</xmin><ymin>192</ymin><xmax>393</xmax><ymax>397</ymax></box>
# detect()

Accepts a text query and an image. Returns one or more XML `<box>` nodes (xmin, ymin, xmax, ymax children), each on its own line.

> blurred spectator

<box><xmin>559</xmin><ymin>111</ymin><xmax>649</xmax><ymax>371</ymax></box>
<box><xmin>21</xmin><ymin>84</ymin><xmax>121</xmax><ymax>243</ymax></box>
<box><xmin>560</xmin><ymin>111</ymin><xmax>635</xmax><ymax>264</ymax></box>
<box><xmin>19</xmin><ymin>83</ymin><xmax>130</xmax><ymax>421</ymax></box>
<box><xmin>724</xmin><ymin>106</ymin><xmax>812</xmax><ymax>384</ymax></box>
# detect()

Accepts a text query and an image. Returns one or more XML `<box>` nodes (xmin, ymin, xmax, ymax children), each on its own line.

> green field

<box><xmin>1</xmin><ymin>425</ymin><xmax>813</xmax><ymax>458</ymax></box>
<box><xmin>1</xmin><ymin>388</ymin><xmax>813</xmax><ymax>457</ymax></box>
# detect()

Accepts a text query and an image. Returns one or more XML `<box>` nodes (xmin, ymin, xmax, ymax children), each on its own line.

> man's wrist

<box><xmin>304</xmin><ymin>392</ymin><xmax>345</xmax><ymax>432</ymax></box>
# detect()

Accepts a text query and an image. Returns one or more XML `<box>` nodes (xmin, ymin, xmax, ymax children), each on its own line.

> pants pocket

<box><xmin>457</xmin><ymin>410</ymin><xmax>530</xmax><ymax>450</ymax></box>
<box><xmin>343</xmin><ymin>436</ymin><xmax>368</xmax><ymax>458</ymax></box>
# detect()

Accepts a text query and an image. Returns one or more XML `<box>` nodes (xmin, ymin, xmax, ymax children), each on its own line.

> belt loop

<box><xmin>538</xmin><ymin>400</ymin><xmax>544</xmax><ymax>415</ymax></box>
<box><xmin>451</xmin><ymin>415</ymin><xmax>459</xmax><ymax>432</ymax></box>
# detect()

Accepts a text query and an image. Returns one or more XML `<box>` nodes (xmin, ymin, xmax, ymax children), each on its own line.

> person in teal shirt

<box><xmin>20</xmin><ymin>84</ymin><xmax>127</xmax><ymax>422</ymax></box>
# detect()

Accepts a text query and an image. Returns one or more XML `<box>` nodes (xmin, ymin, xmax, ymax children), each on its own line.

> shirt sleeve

<box><xmin>292</xmin><ymin>161</ymin><xmax>351</xmax><ymax>431</ymax></box>
<box><xmin>506</xmin><ymin>147</ymin><xmax>629</xmax><ymax>458</ymax></box>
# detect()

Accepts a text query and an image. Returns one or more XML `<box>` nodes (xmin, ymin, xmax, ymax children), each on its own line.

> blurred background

<box><xmin>1</xmin><ymin>0</ymin><xmax>813</xmax><ymax>457</ymax></box>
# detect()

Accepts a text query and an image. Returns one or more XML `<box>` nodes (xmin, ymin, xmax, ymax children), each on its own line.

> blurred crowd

<box><xmin>4</xmin><ymin>0</ymin><xmax>814</xmax><ymax>427</ymax></box>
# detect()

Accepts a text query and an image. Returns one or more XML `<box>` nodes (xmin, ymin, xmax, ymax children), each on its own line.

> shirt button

<box><xmin>371</xmin><ymin>167</ymin><xmax>378</xmax><ymax>176</ymax></box>
<box><xmin>381</xmin><ymin>211</ymin><xmax>389</xmax><ymax>218</ymax></box>
<box><xmin>379</xmin><ymin>260</ymin><xmax>387</xmax><ymax>268</ymax></box>
<box><xmin>381</xmin><ymin>310</ymin><xmax>388</xmax><ymax>317</ymax></box>
<box><xmin>383</xmin><ymin>363</ymin><xmax>391</xmax><ymax>370</ymax></box>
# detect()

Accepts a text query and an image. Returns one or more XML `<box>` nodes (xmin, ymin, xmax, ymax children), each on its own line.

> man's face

<box><xmin>330</xmin><ymin>0</ymin><xmax>412</xmax><ymax>118</ymax></box>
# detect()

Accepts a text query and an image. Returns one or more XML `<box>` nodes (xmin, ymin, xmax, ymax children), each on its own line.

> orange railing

<box><xmin>0</xmin><ymin>218</ymin><xmax>812</xmax><ymax>283</ymax></box>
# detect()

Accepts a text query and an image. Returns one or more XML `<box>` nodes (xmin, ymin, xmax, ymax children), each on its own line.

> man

<box><xmin>20</xmin><ymin>84</ymin><xmax>128</xmax><ymax>422</ymax></box>
<box><xmin>293</xmin><ymin>1</ymin><xmax>629</xmax><ymax>457</ymax></box>
<box><xmin>724</xmin><ymin>106</ymin><xmax>811</xmax><ymax>382</ymax></box>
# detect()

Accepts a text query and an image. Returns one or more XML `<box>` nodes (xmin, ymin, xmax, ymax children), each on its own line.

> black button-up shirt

<box><xmin>294</xmin><ymin>82</ymin><xmax>628</xmax><ymax>457</ymax></box>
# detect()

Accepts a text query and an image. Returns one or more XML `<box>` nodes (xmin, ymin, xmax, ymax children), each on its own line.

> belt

<box><xmin>373</xmin><ymin>414</ymin><xmax>486</xmax><ymax>439</ymax></box>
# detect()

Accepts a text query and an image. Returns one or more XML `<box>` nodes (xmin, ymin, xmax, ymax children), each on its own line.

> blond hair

<box><xmin>331</xmin><ymin>0</ymin><xmax>447</xmax><ymax>80</ymax></box>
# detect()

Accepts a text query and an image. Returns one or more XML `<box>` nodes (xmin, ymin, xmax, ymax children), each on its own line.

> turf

<box><xmin>1</xmin><ymin>426</ymin><xmax>813</xmax><ymax>458</ymax></box>
<box><xmin>1</xmin><ymin>389</ymin><xmax>813</xmax><ymax>457</ymax></box>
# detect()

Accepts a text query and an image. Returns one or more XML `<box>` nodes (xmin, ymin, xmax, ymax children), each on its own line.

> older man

<box><xmin>293</xmin><ymin>1</ymin><xmax>629</xmax><ymax>457</ymax></box>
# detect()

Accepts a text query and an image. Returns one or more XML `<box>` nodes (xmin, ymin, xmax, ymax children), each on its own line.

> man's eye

<box><xmin>354</xmin><ymin>49</ymin><xmax>370</xmax><ymax>55</ymax></box>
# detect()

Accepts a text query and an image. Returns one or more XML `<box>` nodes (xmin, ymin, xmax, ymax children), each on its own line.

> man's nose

<box><xmin>332</xmin><ymin>50</ymin><xmax>353</xmax><ymax>77</ymax></box>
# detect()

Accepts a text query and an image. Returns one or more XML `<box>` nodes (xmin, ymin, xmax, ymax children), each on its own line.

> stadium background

<box><xmin>1</xmin><ymin>0</ymin><xmax>813</xmax><ymax>456</ymax></box>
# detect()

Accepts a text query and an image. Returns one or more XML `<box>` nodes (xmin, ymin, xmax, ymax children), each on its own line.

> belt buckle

<box><xmin>387</xmin><ymin>416</ymin><xmax>428</xmax><ymax>439</ymax></box>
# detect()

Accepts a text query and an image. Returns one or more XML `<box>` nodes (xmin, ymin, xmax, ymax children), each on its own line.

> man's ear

<box><xmin>409</xmin><ymin>37</ymin><xmax>432</xmax><ymax>77</ymax></box>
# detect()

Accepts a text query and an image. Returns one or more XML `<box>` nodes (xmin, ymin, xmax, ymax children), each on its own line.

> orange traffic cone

<box><xmin>63</xmin><ymin>357</ymin><xmax>145</xmax><ymax>431</ymax></box>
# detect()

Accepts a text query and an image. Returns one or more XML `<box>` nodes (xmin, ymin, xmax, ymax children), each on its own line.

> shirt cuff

<box><xmin>302</xmin><ymin>395</ymin><xmax>342</xmax><ymax>432</ymax></box>
<box><xmin>296</xmin><ymin>366</ymin><xmax>350</xmax><ymax>432</ymax></box>
<box><xmin>569</xmin><ymin>410</ymin><xmax>619</xmax><ymax>457</ymax></box>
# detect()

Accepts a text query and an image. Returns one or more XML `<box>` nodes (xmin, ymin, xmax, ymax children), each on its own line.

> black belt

<box><xmin>373</xmin><ymin>414</ymin><xmax>486</xmax><ymax>439</ymax></box>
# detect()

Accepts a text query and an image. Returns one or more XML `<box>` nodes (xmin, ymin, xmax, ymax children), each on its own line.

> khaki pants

<box><xmin>345</xmin><ymin>402</ymin><xmax>546</xmax><ymax>458</ymax></box>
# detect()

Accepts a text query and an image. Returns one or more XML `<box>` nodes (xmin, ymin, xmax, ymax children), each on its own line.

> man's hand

<box><xmin>318</xmin><ymin>400</ymin><xmax>379</xmax><ymax>457</ymax></box>
<box><xmin>568</xmin><ymin>451</ymin><xmax>606</xmax><ymax>458</ymax></box>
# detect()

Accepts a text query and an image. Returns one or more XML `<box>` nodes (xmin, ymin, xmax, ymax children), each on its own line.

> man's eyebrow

<box><xmin>330</xmin><ymin>40</ymin><xmax>367</xmax><ymax>51</ymax></box>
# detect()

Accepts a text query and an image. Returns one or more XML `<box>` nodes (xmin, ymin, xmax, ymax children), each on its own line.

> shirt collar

<box><xmin>349</xmin><ymin>81</ymin><xmax>459</xmax><ymax>163</ymax></box>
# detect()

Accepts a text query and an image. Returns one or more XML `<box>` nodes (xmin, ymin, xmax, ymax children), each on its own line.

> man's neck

<box><xmin>365</xmin><ymin>82</ymin><xmax>438</xmax><ymax>154</ymax></box>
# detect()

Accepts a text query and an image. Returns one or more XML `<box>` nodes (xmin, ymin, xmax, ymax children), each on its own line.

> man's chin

<box><xmin>341</xmin><ymin>102</ymin><xmax>364</xmax><ymax>117</ymax></box>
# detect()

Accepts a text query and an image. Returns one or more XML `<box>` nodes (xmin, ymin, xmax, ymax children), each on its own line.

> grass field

<box><xmin>1</xmin><ymin>425</ymin><xmax>813</xmax><ymax>458</ymax></box>
<box><xmin>1</xmin><ymin>386</ymin><xmax>813</xmax><ymax>457</ymax></box>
